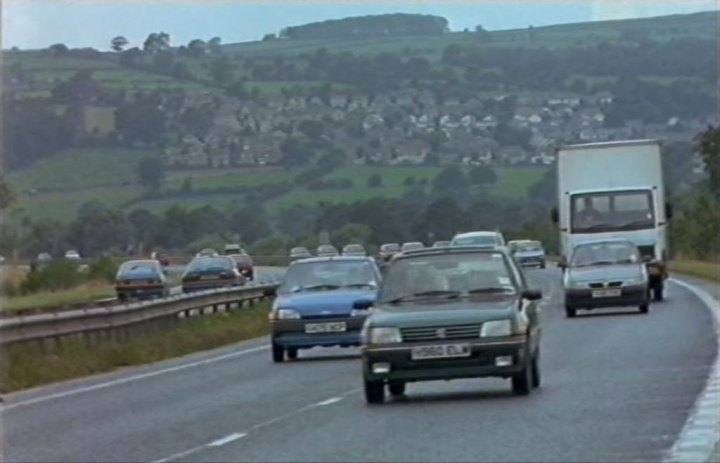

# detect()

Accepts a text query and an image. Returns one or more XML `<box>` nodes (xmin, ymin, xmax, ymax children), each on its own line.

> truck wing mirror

<box><xmin>550</xmin><ymin>207</ymin><xmax>559</xmax><ymax>224</ymax></box>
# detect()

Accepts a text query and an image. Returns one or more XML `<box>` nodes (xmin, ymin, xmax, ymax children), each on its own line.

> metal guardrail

<box><xmin>0</xmin><ymin>280</ymin><xmax>281</xmax><ymax>347</ymax></box>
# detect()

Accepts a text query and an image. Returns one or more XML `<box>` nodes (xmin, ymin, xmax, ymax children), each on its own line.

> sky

<box><xmin>2</xmin><ymin>0</ymin><xmax>718</xmax><ymax>51</ymax></box>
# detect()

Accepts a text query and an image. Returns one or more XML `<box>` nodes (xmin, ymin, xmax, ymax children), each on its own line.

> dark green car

<box><xmin>360</xmin><ymin>246</ymin><xmax>543</xmax><ymax>404</ymax></box>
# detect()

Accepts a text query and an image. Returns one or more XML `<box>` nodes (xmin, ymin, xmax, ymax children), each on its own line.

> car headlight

<box><xmin>368</xmin><ymin>327</ymin><xmax>402</xmax><ymax>344</ymax></box>
<box><xmin>480</xmin><ymin>319</ymin><xmax>512</xmax><ymax>337</ymax></box>
<box><xmin>276</xmin><ymin>308</ymin><xmax>301</xmax><ymax>320</ymax></box>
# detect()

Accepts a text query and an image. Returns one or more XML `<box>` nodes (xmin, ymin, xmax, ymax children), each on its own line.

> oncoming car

<box><xmin>316</xmin><ymin>244</ymin><xmax>340</xmax><ymax>257</ymax></box>
<box><xmin>450</xmin><ymin>231</ymin><xmax>506</xmax><ymax>248</ymax></box>
<box><xmin>229</xmin><ymin>253</ymin><xmax>254</xmax><ymax>281</ymax></box>
<box><xmin>268</xmin><ymin>256</ymin><xmax>381</xmax><ymax>362</ymax></box>
<box><xmin>509</xmin><ymin>240</ymin><xmax>547</xmax><ymax>268</ymax></box>
<box><xmin>289</xmin><ymin>247</ymin><xmax>313</xmax><ymax>262</ymax></box>
<box><xmin>181</xmin><ymin>255</ymin><xmax>245</xmax><ymax>293</ymax></box>
<box><xmin>563</xmin><ymin>239</ymin><xmax>649</xmax><ymax>317</ymax></box>
<box><xmin>115</xmin><ymin>260</ymin><xmax>170</xmax><ymax>301</ymax></box>
<box><xmin>342</xmin><ymin>244</ymin><xmax>368</xmax><ymax>257</ymax></box>
<box><xmin>361</xmin><ymin>246</ymin><xmax>543</xmax><ymax>404</ymax></box>
<box><xmin>400</xmin><ymin>242</ymin><xmax>424</xmax><ymax>253</ymax></box>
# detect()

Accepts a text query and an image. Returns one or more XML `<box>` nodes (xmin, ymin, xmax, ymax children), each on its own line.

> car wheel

<box><xmin>565</xmin><ymin>305</ymin><xmax>577</xmax><ymax>318</ymax></box>
<box><xmin>512</xmin><ymin>355</ymin><xmax>533</xmax><ymax>396</ymax></box>
<box><xmin>272</xmin><ymin>343</ymin><xmax>285</xmax><ymax>363</ymax></box>
<box><xmin>287</xmin><ymin>348</ymin><xmax>298</xmax><ymax>360</ymax></box>
<box><xmin>531</xmin><ymin>351</ymin><xmax>541</xmax><ymax>388</ymax></box>
<box><xmin>364</xmin><ymin>380</ymin><xmax>385</xmax><ymax>404</ymax></box>
<box><xmin>652</xmin><ymin>285</ymin><xmax>664</xmax><ymax>302</ymax></box>
<box><xmin>639</xmin><ymin>302</ymin><xmax>649</xmax><ymax>314</ymax></box>
<box><xmin>540</xmin><ymin>262</ymin><xmax>546</xmax><ymax>269</ymax></box>
<box><xmin>388</xmin><ymin>381</ymin><xmax>406</xmax><ymax>397</ymax></box>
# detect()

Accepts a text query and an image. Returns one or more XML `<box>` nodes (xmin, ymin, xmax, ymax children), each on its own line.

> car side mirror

<box><xmin>550</xmin><ymin>207</ymin><xmax>559</xmax><ymax>224</ymax></box>
<box><xmin>263</xmin><ymin>287</ymin><xmax>277</xmax><ymax>297</ymax></box>
<box><xmin>522</xmin><ymin>289</ymin><xmax>542</xmax><ymax>301</ymax></box>
<box><xmin>353</xmin><ymin>299</ymin><xmax>374</xmax><ymax>310</ymax></box>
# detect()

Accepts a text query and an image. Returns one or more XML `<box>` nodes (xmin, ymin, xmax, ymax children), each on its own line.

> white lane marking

<box><xmin>3</xmin><ymin>345</ymin><xmax>269</xmax><ymax>411</ymax></box>
<box><xmin>207</xmin><ymin>433</ymin><xmax>247</xmax><ymax>447</ymax></box>
<box><xmin>153</xmin><ymin>388</ymin><xmax>358</xmax><ymax>463</ymax></box>
<box><xmin>313</xmin><ymin>396</ymin><xmax>343</xmax><ymax>406</ymax></box>
<box><xmin>664</xmin><ymin>278</ymin><xmax>720</xmax><ymax>463</ymax></box>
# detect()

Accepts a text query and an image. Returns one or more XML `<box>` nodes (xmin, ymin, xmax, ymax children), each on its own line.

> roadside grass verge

<box><xmin>670</xmin><ymin>260</ymin><xmax>720</xmax><ymax>283</ymax></box>
<box><xmin>3</xmin><ymin>302</ymin><xmax>271</xmax><ymax>392</ymax></box>
<box><xmin>2</xmin><ymin>282</ymin><xmax>116</xmax><ymax>312</ymax></box>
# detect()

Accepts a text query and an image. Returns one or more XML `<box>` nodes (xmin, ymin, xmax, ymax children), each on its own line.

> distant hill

<box><xmin>278</xmin><ymin>13</ymin><xmax>449</xmax><ymax>39</ymax></box>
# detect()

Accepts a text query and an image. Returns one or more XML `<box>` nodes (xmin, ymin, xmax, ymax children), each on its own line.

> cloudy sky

<box><xmin>2</xmin><ymin>0</ymin><xmax>717</xmax><ymax>50</ymax></box>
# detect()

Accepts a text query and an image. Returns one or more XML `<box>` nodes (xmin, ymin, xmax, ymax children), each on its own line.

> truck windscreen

<box><xmin>571</xmin><ymin>190</ymin><xmax>655</xmax><ymax>233</ymax></box>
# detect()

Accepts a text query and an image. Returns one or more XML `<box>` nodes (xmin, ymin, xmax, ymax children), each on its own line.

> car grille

<box><xmin>400</xmin><ymin>324</ymin><xmax>482</xmax><ymax>342</ymax></box>
<box><xmin>588</xmin><ymin>281</ymin><xmax>623</xmax><ymax>288</ymax></box>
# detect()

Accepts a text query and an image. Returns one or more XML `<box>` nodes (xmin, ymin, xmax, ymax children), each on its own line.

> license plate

<box><xmin>304</xmin><ymin>322</ymin><xmax>347</xmax><ymax>334</ymax></box>
<box><xmin>592</xmin><ymin>289</ymin><xmax>622</xmax><ymax>298</ymax></box>
<box><xmin>411</xmin><ymin>344</ymin><xmax>471</xmax><ymax>360</ymax></box>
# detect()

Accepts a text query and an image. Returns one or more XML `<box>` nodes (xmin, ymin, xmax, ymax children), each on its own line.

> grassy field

<box><xmin>670</xmin><ymin>260</ymin><xmax>720</xmax><ymax>282</ymax></box>
<box><xmin>16</xmin><ymin>185</ymin><xmax>140</xmax><ymax>221</ymax></box>
<box><xmin>164</xmin><ymin>167</ymin><xmax>298</xmax><ymax>190</ymax></box>
<box><xmin>2</xmin><ymin>283</ymin><xmax>117</xmax><ymax>312</ymax></box>
<box><xmin>3</xmin><ymin>302</ymin><xmax>271</xmax><ymax>392</ymax></box>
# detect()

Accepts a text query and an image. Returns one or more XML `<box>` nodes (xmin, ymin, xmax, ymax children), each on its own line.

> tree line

<box><xmin>279</xmin><ymin>14</ymin><xmax>449</xmax><ymax>39</ymax></box>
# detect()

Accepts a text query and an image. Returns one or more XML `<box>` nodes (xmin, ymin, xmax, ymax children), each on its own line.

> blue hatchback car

<box><xmin>269</xmin><ymin>256</ymin><xmax>381</xmax><ymax>362</ymax></box>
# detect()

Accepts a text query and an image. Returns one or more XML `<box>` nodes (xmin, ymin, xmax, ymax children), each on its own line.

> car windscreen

<box><xmin>117</xmin><ymin>262</ymin><xmax>159</xmax><ymax>279</ymax></box>
<box><xmin>571</xmin><ymin>190</ymin><xmax>655</xmax><ymax>233</ymax></box>
<box><xmin>377</xmin><ymin>252</ymin><xmax>517</xmax><ymax>304</ymax></box>
<box><xmin>186</xmin><ymin>257</ymin><xmax>233</xmax><ymax>273</ymax></box>
<box><xmin>570</xmin><ymin>242</ymin><xmax>640</xmax><ymax>267</ymax></box>
<box><xmin>452</xmin><ymin>235</ymin><xmax>498</xmax><ymax>247</ymax></box>
<box><xmin>279</xmin><ymin>260</ymin><xmax>377</xmax><ymax>294</ymax></box>
<box><xmin>514</xmin><ymin>242</ymin><xmax>543</xmax><ymax>252</ymax></box>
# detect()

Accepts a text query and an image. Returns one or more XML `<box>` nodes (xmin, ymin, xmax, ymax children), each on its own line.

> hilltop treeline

<box><xmin>279</xmin><ymin>13</ymin><xmax>449</xmax><ymax>39</ymax></box>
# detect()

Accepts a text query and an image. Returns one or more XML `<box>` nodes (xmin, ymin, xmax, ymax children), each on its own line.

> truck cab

<box><xmin>552</xmin><ymin>140</ymin><xmax>670</xmax><ymax>301</ymax></box>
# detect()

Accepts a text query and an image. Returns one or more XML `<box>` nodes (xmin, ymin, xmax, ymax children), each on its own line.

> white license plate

<box><xmin>304</xmin><ymin>322</ymin><xmax>347</xmax><ymax>334</ymax></box>
<box><xmin>411</xmin><ymin>344</ymin><xmax>471</xmax><ymax>360</ymax></box>
<box><xmin>592</xmin><ymin>289</ymin><xmax>622</xmax><ymax>298</ymax></box>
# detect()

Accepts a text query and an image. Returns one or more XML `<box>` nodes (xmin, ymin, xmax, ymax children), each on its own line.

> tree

<box><xmin>143</xmin><ymin>32</ymin><xmax>171</xmax><ymax>53</ymax></box>
<box><xmin>208</xmin><ymin>37</ymin><xmax>222</xmax><ymax>53</ymax></box>
<box><xmin>468</xmin><ymin>166</ymin><xmax>497</xmax><ymax>185</ymax></box>
<box><xmin>67</xmin><ymin>202</ymin><xmax>132</xmax><ymax>256</ymax></box>
<box><xmin>209</xmin><ymin>56</ymin><xmax>235</xmax><ymax>86</ymax></box>
<box><xmin>135</xmin><ymin>157</ymin><xmax>166</xmax><ymax>192</ymax></box>
<box><xmin>111</xmin><ymin>36</ymin><xmax>129</xmax><ymax>52</ymax></box>
<box><xmin>187</xmin><ymin>39</ymin><xmax>207</xmax><ymax>58</ymax></box>
<box><xmin>330</xmin><ymin>223</ymin><xmax>372</xmax><ymax>246</ymax></box>
<box><xmin>48</xmin><ymin>43</ymin><xmax>69</xmax><ymax>56</ymax></box>
<box><xmin>0</xmin><ymin>179</ymin><xmax>17</xmax><ymax>210</ymax></box>
<box><xmin>367</xmin><ymin>173</ymin><xmax>383</xmax><ymax>188</ymax></box>
<box><xmin>697</xmin><ymin>126</ymin><xmax>720</xmax><ymax>197</ymax></box>
<box><xmin>403</xmin><ymin>176</ymin><xmax>416</xmax><ymax>186</ymax></box>
<box><xmin>432</xmin><ymin>166</ymin><xmax>469</xmax><ymax>196</ymax></box>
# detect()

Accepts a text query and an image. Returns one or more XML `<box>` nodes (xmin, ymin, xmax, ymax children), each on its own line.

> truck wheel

<box><xmin>272</xmin><ymin>343</ymin><xmax>285</xmax><ymax>363</ymax></box>
<box><xmin>565</xmin><ymin>305</ymin><xmax>577</xmax><ymax>318</ymax></box>
<box><xmin>364</xmin><ymin>380</ymin><xmax>385</xmax><ymax>404</ymax></box>
<box><xmin>652</xmin><ymin>285</ymin><xmax>664</xmax><ymax>302</ymax></box>
<box><xmin>388</xmin><ymin>381</ymin><xmax>406</xmax><ymax>397</ymax></box>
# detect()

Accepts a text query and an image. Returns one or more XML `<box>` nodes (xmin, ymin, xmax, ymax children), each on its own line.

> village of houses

<box><xmin>163</xmin><ymin>88</ymin><xmax>713</xmax><ymax>173</ymax></box>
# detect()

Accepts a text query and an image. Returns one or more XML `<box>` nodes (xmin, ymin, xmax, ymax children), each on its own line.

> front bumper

<box><xmin>565</xmin><ymin>284</ymin><xmax>647</xmax><ymax>309</ymax></box>
<box><xmin>362</xmin><ymin>337</ymin><xmax>528</xmax><ymax>382</ymax></box>
<box><xmin>271</xmin><ymin>317</ymin><xmax>366</xmax><ymax>348</ymax></box>
<box><xmin>517</xmin><ymin>256</ymin><xmax>546</xmax><ymax>267</ymax></box>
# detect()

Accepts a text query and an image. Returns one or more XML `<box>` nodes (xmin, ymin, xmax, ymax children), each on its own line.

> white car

<box><xmin>450</xmin><ymin>231</ymin><xmax>506</xmax><ymax>248</ymax></box>
<box><xmin>64</xmin><ymin>250</ymin><xmax>81</xmax><ymax>260</ymax></box>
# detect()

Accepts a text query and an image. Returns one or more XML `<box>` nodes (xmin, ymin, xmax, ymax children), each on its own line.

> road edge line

<box><xmin>664</xmin><ymin>278</ymin><xmax>720</xmax><ymax>463</ymax></box>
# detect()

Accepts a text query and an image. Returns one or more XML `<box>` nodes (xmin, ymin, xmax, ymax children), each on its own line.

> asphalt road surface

<box><xmin>2</xmin><ymin>269</ymin><xmax>717</xmax><ymax>463</ymax></box>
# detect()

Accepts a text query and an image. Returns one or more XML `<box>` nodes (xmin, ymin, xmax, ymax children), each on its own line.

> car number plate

<box><xmin>304</xmin><ymin>322</ymin><xmax>347</xmax><ymax>334</ymax></box>
<box><xmin>411</xmin><ymin>344</ymin><xmax>471</xmax><ymax>360</ymax></box>
<box><xmin>592</xmin><ymin>289</ymin><xmax>622</xmax><ymax>298</ymax></box>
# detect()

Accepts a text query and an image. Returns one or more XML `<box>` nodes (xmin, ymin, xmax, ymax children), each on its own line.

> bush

<box><xmin>88</xmin><ymin>255</ymin><xmax>120</xmax><ymax>283</ymax></box>
<box><xmin>21</xmin><ymin>261</ymin><xmax>83</xmax><ymax>294</ymax></box>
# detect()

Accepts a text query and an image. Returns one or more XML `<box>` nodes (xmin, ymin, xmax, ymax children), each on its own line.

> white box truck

<box><xmin>552</xmin><ymin>139</ymin><xmax>670</xmax><ymax>300</ymax></box>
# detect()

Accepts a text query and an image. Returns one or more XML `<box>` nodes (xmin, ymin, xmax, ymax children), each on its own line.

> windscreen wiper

<box><xmin>466</xmin><ymin>287</ymin><xmax>515</xmax><ymax>294</ymax></box>
<box><xmin>385</xmin><ymin>290</ymin><xmax>461</xmax><ymax>304</ymax></box>
<box><xmin>293</xmin><ymin>284</ymin><xmax>341</xmax><ymax>292</ymax></box>
<box><xmin>343</xmin><ymin>283</ymin><xmax>377</xmax><ymax>289</ymax></box>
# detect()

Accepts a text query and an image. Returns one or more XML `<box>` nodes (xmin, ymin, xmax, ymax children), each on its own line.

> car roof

<box><xmin>453</xmin><ymin>231</ymin><xmax>502</xmax><ymax>238</ymax></box>
<box><xmin>290</xmin><ymin>255</ymin><xmax>372</xmax><ymax>264</ymax></box>
<box><xmin>394</xmin><ymin>245</ymin><xmax>510</xmax><ymax>260</ymax></box>
<box><xmin>343</xmin><ymin>244</ymin><xmax>365</xmax><ymax>248</ymax></box>
<box><xmin>120</xmin><ymin>259</ymin><xmax>158</xmax><ymax>267</ymax></box>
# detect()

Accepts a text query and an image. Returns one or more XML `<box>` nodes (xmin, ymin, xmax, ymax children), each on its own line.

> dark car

<box><xmin>361</xmin><ymin>246</ymin><xmax>543</xmax><ymax>404</ymax></box>
<box><xmin>269</xmin><ymin>256</ymin><xmax>382</xmax><ymax>362</ymax></box>
<box><xmin>509</xmin><ymin>240</ymin><xmax>547</xmax><ymax>268</ymax></box>
<box><xmin>316</xmin><ymin>244</ymin><xmax>339</xmax><ymax>257</ymax></box>
<box><xmin>378</xmin><ymin>243</ymin><xmax>400</xmax><ymax>262</ymax></box>
<box><xmin>115</xmin><ymin>259</ymin><xmax>170</xmax><ymax>301</ymax></box>
<box><xmin>229</xmin><ymin>253</ymin><xmax>254</xmax><ymax>281</ymax></box>
<box><xmin>181</xmin><ymin>255</ymin><xmax>245</xmax><ymax>293</ymax></box>
<box><xmin>342</xmin><ymin>244</ymin><xmax>367</xmax><ymax>257</ymax></box>
<box><xmin>289</xmin><ymin>247</ymin><xmax>313</xmax><ymax>262</ymax></box>
<box><xmin>563</xmin><ymin>239</ymin><xmax>649</xmax><ymax>317</ymax></box>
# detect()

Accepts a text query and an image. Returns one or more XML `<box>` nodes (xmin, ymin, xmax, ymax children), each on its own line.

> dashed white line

<box><xmin>207</xmin><ymin>433</ymin><xmax>247</xmax><ymax>447</ymax></box>
<box><xmin>314</xmin><ymin>396</ymin><xmax>343</xmax><ymax>406</ymax></box>
<box><xmin>3</xmin><ymin>345</ymin><xmax>269</xmax><ymax>411</ymax></box>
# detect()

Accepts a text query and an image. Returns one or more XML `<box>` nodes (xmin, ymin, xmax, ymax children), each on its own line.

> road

<box><xmin>2</xmin><ymin>269</ymin><xmax>717</xmax><ymax>463</ymax></box>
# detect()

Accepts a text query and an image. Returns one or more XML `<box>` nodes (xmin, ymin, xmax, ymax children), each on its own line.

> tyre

<box><xmin>540</xmin><ymin>262</ymin><xmax>546</xmax><ymax>269</ymax></box>
<box><xmin>652</xmin><ymin>285</ymin><xmax>664</xmax><ymax>302</ymax></box>
<box><xmin>272</xmin><ymin>343</ymin><xmax>285</xmax><ymax>363</ymax></box>
<box><xmin>531</xmin><ymin>351</ymin><xmax>541</xmax><ymax>388</ymax></box>
<box><xmin>388</xmin><ymin>381</ymin><xmax>406</xmax><ymax>397</ymax></box>
<box><xmin>565</xmin><ymin>305</ymin><xmax>577</xmax><ymax>318</ymax></box>
<box><xmin>287</xmin><ymin>348</ymin><xmax>298</xmax><ymax>360</ymax></box>
<box><xmin>512</xmin><ymin>356</ymin><xmax>533</xmax><ymax>396</ymax></box>
<box><xmin>639</xmin><ymin>302</ymin><xmax>649</xmax><ymax>314</ymax></box>
<box><xmin>364</xmin><ymin>380</ymin><xmax>385</xmax><ymax>404</ymax></box>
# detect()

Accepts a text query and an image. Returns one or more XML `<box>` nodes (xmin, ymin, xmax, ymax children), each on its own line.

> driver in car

<box><xmin>576</xmin><ymin>197</ymin><xmax>602</xmax><ymax>228</ymax></box>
